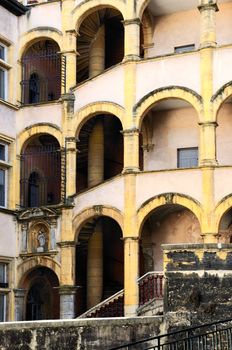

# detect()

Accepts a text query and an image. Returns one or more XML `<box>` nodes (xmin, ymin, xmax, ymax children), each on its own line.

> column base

<box><xmin>122</xmin><ymin>167</ymin><xmax>140</xmax><ymax>174</ymax></box>
<box><xmin>124</xmin><ymin>304</ymin><xmax>138</xmax><ymax>317</ymax></box>
<box><xmin>123</xmin><ymin>55</ymin><xmax>141</xmax><ymax>62</ymax></box>
<box><xmin>59</xmin><ymin>286</ymin><xmax>77</xmax><ymax>319</ymax></box>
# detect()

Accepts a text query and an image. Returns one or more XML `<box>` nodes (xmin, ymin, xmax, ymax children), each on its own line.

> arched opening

<box><xmin>140</xmin><ymin>204</ymin><xmax>202</xmax><ymax>274</ymax></box>
<box><xmin>218</xmin><ymin>207</ymin><xmax>232</xmax><ymax>243</ymax></box>
<box><xmin>22</xmin><ymin>266</ymin><xmax>59</xmax><ymax>321</ymax></box>
<box><xmin>141</xmin><ymin>2</ymin><xmax>200</xmax><ymax>58</ymax></box>
<box><xmin>140</xmin><ymin>98</ymin><xmax>199</xmax><ymax>171</ymax></box>
<box><xmin>76</xmin><ymin>8</ymin><xmax>124</xmax><ymax>84</ymax></box>
<box><xmin>20</xmin><ymin>134</ymin><xmax>62</xmax><ymax>208</ymax></box>
<box><xmin>75</xmin><ymin>216</ymin><xmax>124</xmax><ymax>316</ymax></box>
<box><xmin>216</xmin><ymin>97</ymin><xmax>232</xmax><ymax>165</ymax></box>
<box><xmin>21</xmin><ymin>40</ymin><xmax>61</xmax><ymax>104</ymax></box>
<box><xmin>76</xmin><ymin>114</ymin><xmax>123</xmax><ymax>193</ymax></box>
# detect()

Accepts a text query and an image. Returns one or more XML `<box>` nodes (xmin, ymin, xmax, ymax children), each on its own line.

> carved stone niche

<box><xmin>29</xmin><ymin>221</ymin><xmax>49</xmax><ymax>253</ymax></box>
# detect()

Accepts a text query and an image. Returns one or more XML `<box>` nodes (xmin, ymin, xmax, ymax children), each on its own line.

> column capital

<box><xmin>198</xmin><ymin>2</ymin><xmax>219</xmax><ymax>13</ymax></box>
<box><xmin>58</xmin><ymin>285</ymin><xmax>78</xmax><ymax>295</ymax></box>
<box><xmin>57</xmin><ymin>240</ymin><xmax>76</xmax><ymax>248</ymax></box>
<box><xmin>198</xmin><ymin>121</ymin><xmax>218</xmax><ymax>127</ymax></box>
<box><xmin>121</xmin><ymin>128</ymin><xmax>140</xmax><ymax>135</ymax></box>
<box><xmin>61</xmin><ymin>92</ymin><xmax>75</xmax><ymax>102</ymax></box>
<box><xmin>14</xmin><ymin>289</ymin><xmax>26</xmax><ymax>297</ymax></box>
<box><xmin>122</xmin><ymin>18</ymin><xmax>141</xmax><ymax>26</ymax></box>
<box><xmin>123</xmin><ymin>236</ymin><xmax>139</xmax><ymax>241</ymax></box>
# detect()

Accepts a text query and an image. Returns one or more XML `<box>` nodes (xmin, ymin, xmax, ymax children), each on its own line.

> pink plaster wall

<box><xmin>216</xmin><ymin>103</ymin><xmax>232</xmax><ymax>165</ymax></box>
<box><xmin>143</xmin><ymin>107</ymin><xmax>199</xmax><ymax>170</ymax></box>
<box><xmin>147</xmin><ymin>10</ymin><xmax>200</xmax><ymax>58</ymax></box>
<box><xmin>216</xmin><ymin>3</ymin><xmax>232</xmax><ymax>46</ymax></box>
<box><xmin>141</xmin><ymin>209</ymin><xmax>202</xmax><ymax>271</ymax></box>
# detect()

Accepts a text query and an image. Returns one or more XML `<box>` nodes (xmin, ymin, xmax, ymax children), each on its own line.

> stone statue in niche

<box><xmin>36</xmin><ymin>227</ymin><xmax>47</xmax><ymax>252</ymax></box>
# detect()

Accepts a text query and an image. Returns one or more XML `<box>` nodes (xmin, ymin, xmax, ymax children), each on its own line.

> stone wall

<box><xmin>163</xmin><ymin>243</ymin><xmax>232</xmax><ymax>332</ymax></box>
<box><xmin>0</xmin><ymin>317</ymin><xmax>163</xmax><ymax>350</ymax></box>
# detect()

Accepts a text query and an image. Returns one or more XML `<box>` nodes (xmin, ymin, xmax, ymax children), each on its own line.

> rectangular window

<box><xmin>0</xmin><ymin>45</ymin><xmax>5</xmax><ymax>60</ymax></box>
<box><xmin>174</xmin><ymin>44</ymin><xmax>195</xmax><ymax>54</ymax></box>
<box><xmin>0</xmin><ymin>145</ymin><xmax>6</xmax><ymax>161</ymax></box>
<box><xmin>0</xmin><ymin>294</ymin><xmax>6</xmax><ymax>322</ymax></box>
<box><xmin>177</xmin><ymin>147</ymin><xmax>198</xmax><ymax>168</ymax></box>
<box><xmin>0</xmin><ymin>170</ymin><xmax>5</xmax><ymax>207</ymax></box>
<box><xmin>0</xmin><ymin>69</ymin><xmax>5</xmax><ymax>100</ymax></box>
<box><xmin>0</xmin><ymin>264</ymin><xmax>7</xmax><ymax>288</ymax></box>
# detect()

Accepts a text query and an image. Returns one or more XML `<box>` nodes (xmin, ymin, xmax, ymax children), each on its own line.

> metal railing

<box><xmin>20</xmin><ymin>145</ymin><xmax>66</xmax><ymax>208</ymax></box>
<box><xmin>21</xmin><ymin>51</ymin><xmax>66</xmax><ymax>105</ymax></box>
<box><xmin>108</xmin><ymin>318</ymin><xmax>232</xmax><ymax>350</ymax></box>
<box><xmin>138</xmin><ymin>271</ymin><xmax>164</xmax><ymax>306</ymax></box>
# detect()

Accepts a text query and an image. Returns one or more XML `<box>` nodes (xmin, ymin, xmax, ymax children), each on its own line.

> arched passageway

<box><xmin>140</xmin><ymin>98</ymin><xmax>199</xmax><ymax>171</ymax></box>
<box><xmin>140</xmin><ymin>204</ymin><xmax>202</xmax><ymax>274</ymax></box>
<box><xmin>76</xmin><ymin>8</ymin><xmax>124</xmax><ymax>83</ymax></box>
<box><xmin>75</xmin><ymin>216</ymin><xmax>124</xmax><ymax>315</ymax></box>
<box><xmin>21</xmin><ymin>266</ymin><xmax>59</xmax><ymax>320</ymax></box>
<box><xmin>76</xmin><ymin>114</ymin><xmax>123</xmax><ymax>193</ymax></box>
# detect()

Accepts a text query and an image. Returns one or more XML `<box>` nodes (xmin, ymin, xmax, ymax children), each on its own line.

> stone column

<box><xmin>198</xmin><ymin>1</ymin><xmax>219</xmax><ymax>243</ymax></box>
<box><xmin>199</xmin><ymin>121</ymin><xmax>218</xmax><ymax>166</ymax></box>
<box><xmin>65</xmin><ymin>137</ymin><xmax>77</xmax><ymax>197</ymax></box>
<box><xmin>124</xmin><ymin>237</ymin><xmax>139</xmax><ymax>317</ymax></box>
<box><xmin>123</xmin><ymin>18</ymin><xmax>141</xmax><ymax>61</ymax></box>
<box><xmin>58</xmin><ymin>240</ymin><xmax>75</xmax><ymax>286</ymax></box>
<box><xmin>123</xmin><ymin>128</ymin><xmax>140</xmax><ymax>173</ymax></box>
<box><xmin>14</xmin><ymin>289</ymin><xmax>26</xmax><ymax>321</ymax></box>
<box><xmin>88</xmin><ymin>120</ymin><xmax>104</xmax><ymax>187</ymax></box>
<box><xmin>89</xmin><ymin>25</ymin><xmax>105</xmax><ymax>78</ymax></box>
<box><xmin>59</xmin><ymin>286</ymin><xmax>76</xmax><ymax>319</ymax></box>
<box><xmin>87</xmin><ymin>222</ymin><xmax>103</xmax><ymax>309</ymax></box>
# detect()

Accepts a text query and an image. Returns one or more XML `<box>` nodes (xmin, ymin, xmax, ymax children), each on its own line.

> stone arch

<box><xmin>17</xmin><ymin>123</ymin><xmax>62</xmax><ymax>154</ymax></box>
<box><xmin>75</xmin><ymin>102</ymin><xmax>125</xmax><ymax>138</ymax></box>
<box><xmin>17</xmin><ymin>256</ymin><xmax>61</xmax><ymax>287</ymax></box>
<box><xmin>134</xmin><ymin>86</ymin><xmax>203</xmax><ymax>129</ymax></box>
<box><xmin>137</xmin><ymin>192</ymin><xmax>203</xmax><ymax>237</ymax></box>
<box><xmin>215</xmin><ymin>195</ymin><xmax>232</xmax><ymax>233</ymax></box>
<box><xmin>211</xmin><ymin>82</ymin><xmax>232</xmax><ymax>122</ymax></box>
<box><xmin>19</xmin><ymin>28</ymin><xmax>62</xmax><ymax>60</ymax></box>
<box><xmin>141</xmin><ymin>9</ymin><xmax>154</xmax><ymax>56</ymax></box>
<box><xmin>73</xmin><ymin>206</ymin><xmax>124</xmax><ymax>241</ymax></box>
<box><xmin>73</xmin><ymin>0</ymin><xmax>126</xmax><ymax>31</ymax></box>
<box><xmin>137</xmin><ymin>0</ymin><xmax>151</xmax><ymax>20</ymax></box>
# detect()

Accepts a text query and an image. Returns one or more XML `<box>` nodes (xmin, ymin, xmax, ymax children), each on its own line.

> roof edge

<box><xmin>0</xmin><ymin>0</ymin><xmax>28</xmax><ymax>16</ymax></box>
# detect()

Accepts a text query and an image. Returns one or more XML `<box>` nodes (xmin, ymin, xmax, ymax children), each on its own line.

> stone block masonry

<box><xmin>163</xmin><ymin>243</ymin><xmax>232</xmax><ymax>332</ymax></box>
<box><xmin>0</xmin><ymin>317</ymin><xmax>163</xmax><ymax>350</ymax></box>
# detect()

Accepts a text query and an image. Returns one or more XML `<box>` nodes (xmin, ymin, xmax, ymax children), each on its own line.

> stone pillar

<box><xmin>58</xmin><ymin>240</ymin><xmax>75</xmax><ymax>286</ymax></box>
<box><xmin>14</xmin><ymin>289</ymin><xmax>26</xmax><ymax>321</ymax></box>
<box><xmin>88</xmin><ymin>120</ymin><xmax>104</xmax><ymax>187</ymax></box>
<box><xmin>59</xmin><ymin>286</ymin><xmax>76</xmax><ymax>319</ymax></box>
<box><xmin>199</xmin><ymin>121</ymin><xmax>218</xmax><ymax>166</ymax></box>
<box><xmin>198</xmin><ymin>1</ymin><xmax>219</xmax><ymax>243</ymax></box>
<box><xmin>123</xmin><ymin>128</ymin><xmax>140</xmax><ymax>173</ymax></box>
<box><xmin>65</xmin><ymin>137</ymin><xmax>77</xmax><ymax>197</ymax></box>
<box><xmin>87</xmin><ymin>222</ymin><xmax>103</xmax><ymax>309</ymax></box>
<box><xmin>61</xmin><ymin>0</ymin><xmax>77</xmax><ymax>91</ymax></box>
<box><xmin>123</xmin><ymin>18</ymin><xmax>141</xmax><ymax>61</ymax></box>
<box><xmin>89</xmin><ymin>25</ymin><xmax>105</xmax><ymax>78</ymax></box>
<box><xmin>124</xmin><ymin>237</ymin><xmax>139</xmax><ymax>317</ymax></box>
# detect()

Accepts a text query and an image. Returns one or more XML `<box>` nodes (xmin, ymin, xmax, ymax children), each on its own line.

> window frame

<box><xmin>0</xmin><ymin>41</ymin><xmax>10</xmax><ymax>101</ymax></box>
<box><xmin>177</xmin><ymin>147</ymin><xmax>198</xmax><ymax>169</ymax></box>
